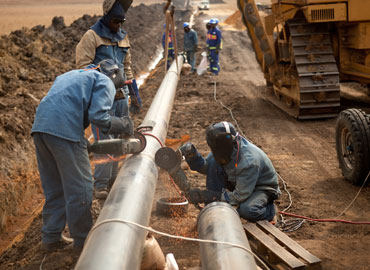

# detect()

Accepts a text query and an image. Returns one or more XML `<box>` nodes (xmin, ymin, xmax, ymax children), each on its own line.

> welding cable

<box><xmin>39</xmin><ymin>254</ymin><xmax>47</xmax><ymax>270</ymax></box>
<box><xmin>211</xmin><ymin>78</ymin><xmax>248</xmax><ymax>139</ymax></box>
<box><xmin>279</xmin><ymin>211</ymin><xmax>370</xmax><ymax>225</ymax></box>
<box><xmin>87</xmin><ymin>218</ymin><xmax>270</xmax><ymax>270</ymax></box>
<box><xmin>334</xmin><ymin>170</ymin><xmax>370</xmax><ymax>219</ymax></box>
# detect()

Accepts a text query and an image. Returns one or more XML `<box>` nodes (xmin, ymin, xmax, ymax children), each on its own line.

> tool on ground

<box><xmin>89</xmin><ymin>130</ymin><xmax>146</xmax><ymax>155</ymax></box>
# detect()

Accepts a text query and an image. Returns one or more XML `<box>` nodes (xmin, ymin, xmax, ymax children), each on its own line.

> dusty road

<box><xmin>0</xmin><ymin>0</ymin><xmax>370</xmax><ymax>269</ymax></box>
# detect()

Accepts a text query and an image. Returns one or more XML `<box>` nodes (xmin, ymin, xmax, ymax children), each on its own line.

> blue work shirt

<box><xmin>32</xmin><ymin>69</ymin><xmax>116</xmax><ymax>142</ymax></box>
<box><xmin>184</xmin><ymin>29</ymin><xmax>198</xmax><ymax>51</ymax></box>
<box><xmin>206</xmin><ymin>27</ymin><xmax>222</xmax><ymax>49</ymax></box>
<box><xmin>187</xmin><ymin>136</ymin><xmax>280</xmax><ymax>205</ymax></box>
<box><xmin>162</xmin><ymin>31</ymin><xmax>174</xmax><ymax>50</ymax></box>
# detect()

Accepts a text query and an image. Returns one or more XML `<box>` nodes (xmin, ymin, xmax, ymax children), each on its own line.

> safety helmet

<box><xmin>214</xmin><ymin>18</ymin><xmax>219</xmax><ymax>24</ymax></box>
<box><xmin>183</xmin><ymin>22</ymin><xmax>190</xmax><ymax>28</ymax></box>
<box><xmin>209</xmin><ymin>18</ymin><xmax>217</xmax><ymax>25</ymax></box>
<box><xmin>97</xmin><ymin>59</ymin><xmax>124</xmax><ymax>89</ymax></box>
<box><xmin>206</xmin><ymin>122</ymin><xmax>237</xmax><ymax>165</ymax></box>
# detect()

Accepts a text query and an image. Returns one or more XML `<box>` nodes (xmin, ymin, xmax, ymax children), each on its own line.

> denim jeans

<box><xmin>33</xmin><ymin>132</ymin><xmax>93</xmax><ymax>247</ymax></box>
<box><xmin>92</xmin><ymin>98</ymin><xmax>128</xmax><ymax>189</ymax></box>
<box><xmin>206</xmin><ymin>155</ymin><xmax>276</xmax><ymax>222</ymax></box>
<box><xmin>186</xmin><ymin>50</ymin><xmax>196</xmax><ymax>71</ymax></box>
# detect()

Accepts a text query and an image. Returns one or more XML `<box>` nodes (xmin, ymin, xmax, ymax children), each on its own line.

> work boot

<box><xmin>270</xmin><ymin>204</ymin><xmax>279</xmax><ymax>225</ymax></box>
<box><xmin>95</xmin><ymin>187</ymin><xmax>109</xmax><ymax>199</ymax></box>
<box><xmin>40</xmin><ymin>240</ymin><xmax>71</xmax><ymax>253</ymax></box>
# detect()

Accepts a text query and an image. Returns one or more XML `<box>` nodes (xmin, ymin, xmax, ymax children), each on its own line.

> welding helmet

<box><xmin>206</xmin><ymin>122</ymin><xmax>237</xmax><ymax>165</ymax></box>
<box><xmin>183</xmin><ymin>22</ymin><xmax>190</xmax><ymax>28</ymax></box>
<box><xmin>97</xmin><ymin>59</ymin><xmax>125</xmax><ymax>89</ymax></box>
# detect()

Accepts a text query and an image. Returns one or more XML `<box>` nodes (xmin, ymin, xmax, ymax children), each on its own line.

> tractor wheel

<box><xmin>335</xmin><ymin>109</ymin><xmax>370</xmax><ymax>185</ymax></box>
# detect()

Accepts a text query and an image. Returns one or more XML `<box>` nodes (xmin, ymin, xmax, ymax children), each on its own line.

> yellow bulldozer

<box><xmin>238</xmin><ymin>0</ymin><xmax>370</xmax><ymax>119</ymax></box>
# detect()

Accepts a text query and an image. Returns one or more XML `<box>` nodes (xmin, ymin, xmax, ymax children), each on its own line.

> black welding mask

<box><xmin>206</xmin><ymin>122</ymin><xmax>237</xmax><ymax>165</ymax></box>
<box><xmin>97</xmin><ymin>59</ymin><xmax>125</xmax><ymax>89</ymax></box>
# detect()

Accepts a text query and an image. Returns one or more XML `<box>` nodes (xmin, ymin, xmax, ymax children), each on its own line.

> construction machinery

<box><xmin>238</xmin><ymin>0</ymin><xmax>370</xmax><ymax>119</ymax></box>
<box><xmin>336</xmin><ymin>108</ymin><xmax>370</xmax><ymax>185</ymax></box>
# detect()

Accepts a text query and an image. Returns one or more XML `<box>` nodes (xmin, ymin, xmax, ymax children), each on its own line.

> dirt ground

<box><xmin>1</xmin><ymin>0</ymin><xmax>370</xmax><ymax>269</ymax></box>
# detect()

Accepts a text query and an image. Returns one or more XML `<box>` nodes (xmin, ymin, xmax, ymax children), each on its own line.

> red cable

<box><xmin>142</xmin><ymin>132</ymin><xmax>164</xmax><ymax>147</ymax></box>
<box><xmin>279</xmin><ymin>211</ymin><xmax>370</xmax><ymax>225</ymax></box>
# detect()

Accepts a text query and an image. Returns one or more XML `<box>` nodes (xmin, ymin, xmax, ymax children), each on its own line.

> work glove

<box><xmin>193</xmin><ymin>45</ymin><xmax>198</xmax><ymax>52</ymax></box>
<box><xmin>188</xmin><ymin>189</ymin><xmax>222</xmax><ymax>204</ymax></box>
<box><xmin>108</xmin><ymin>116</ymin><xmax>134</xmax><ymax>136</ymax></box>
<box><xmin>179</xmin><ymin>142</ymin><xmax>197</xmax><ymax>159</ymax></box>
<box><xmin>128</xmin><ymin>79</ymin><xmax>142</xmax><ymax>115</ymax></box>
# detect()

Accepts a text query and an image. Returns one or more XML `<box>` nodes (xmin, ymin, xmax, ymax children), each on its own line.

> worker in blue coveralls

<box><xmin>162</xmin><ymin>24</ymin><xmax>175</xmax><ymax>70</ymax></box>
<box><xmin>180</xmin><ymin>122</ymin><xmax>280</xmax><ymax>222</ymax></box>
<box><xmin>183</xmin><ymin>22</ymin><xmax>198</xmax><ymax>73</ymax></box>
<box><xmin>206</xmin><ymin>18</ymin><xmax>222</xmax><ymax>75</ymax></box>
<box><xmin>32</xmin><ymin>59</ymin><xmax>134</xmax><ymax>253</ymax></box>
<box><xmin>76</xmin><ymin>0</ymin><xmax>141</xmax><ymax>199</ymax></box>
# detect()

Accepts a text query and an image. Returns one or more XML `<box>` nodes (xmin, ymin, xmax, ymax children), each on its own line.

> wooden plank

<box><xmin>244</xmin><ymin>223</ymin><xmax>306</xmax><ymax>269</ymax></box>
<box><xmin>257</xmin><ymin>221</ymin><xmax>321</xmax><ymax>265</ymax></box>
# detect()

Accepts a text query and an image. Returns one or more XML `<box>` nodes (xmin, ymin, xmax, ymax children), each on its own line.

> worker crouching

<box><xmin>181</xmin><ymin>122</ymin><xmax>280</xmax><ymax>222</ymax></box>
<box><xmin>31</xmin><ymin>60</ymin><xmax>134</xmax><ymax>253</ymax></box>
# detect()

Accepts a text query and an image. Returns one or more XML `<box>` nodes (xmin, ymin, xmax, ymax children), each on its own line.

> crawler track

<box><xmin>288</xmin><ymin>19</ymin><xmax>341</xmax><ymax>119</ymax></box>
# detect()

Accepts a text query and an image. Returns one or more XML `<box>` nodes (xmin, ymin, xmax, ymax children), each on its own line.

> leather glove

<box><xmin>108</xmin><ymin>116</ymin><xmax>134</xmax><ymax>136</ymax></box>
<box><xmin>188</xmin><ymin>189</ymin><xmax>222</xmax><ymax>204</ymax></box>
<box><xmin>194</xmin><ymin>45</ymin><xmax>198</xmax><ymax>52</ymax></box>
<box><xmin>128</xmin><ymin>79</ymin><xmax>142</xmax><ymax>115</ymax></box>
<box><xmin>179</xmin><ymin>142</ymin><xmax>197</xmax><ymax>159</ymax></box>
<box><xmin>215</xmin><ymin>49</ymin><xmax>219</xmax><ymax>54</ymax></box>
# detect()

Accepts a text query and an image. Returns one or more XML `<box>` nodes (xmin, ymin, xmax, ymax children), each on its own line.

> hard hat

<box><xmin>214</xmin><ymin>18</ymin><xmax>219</xmax><ymax>24</ymax></box>
<box><xmin>183</xmin><ymin>22</ymin><xmax>190</xmax><ymax>28</ymax></box>
<box><xmin>209</xmin><ymin>18</ymin><xmax>217</xmax><ymax>25</ymax></box>
<box><xmin>206</xmin><ymin>122</ymin><xmax>237</xmax><ymax>165</ymax></box>
<box><xmin>97</xmin><ymin>59</ymin><xmax>124</xmax><ymax>89</ymax></box>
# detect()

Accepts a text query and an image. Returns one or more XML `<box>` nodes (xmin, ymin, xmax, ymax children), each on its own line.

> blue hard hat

<box><xmin>209</xmin><ymin>18</ymin><xmax>217</xmax><ymax>24</ymax></box>
<box><xmin>183</xmin><ymin>22</ymin><xmax>190</xmax><ymax>28</ymax></box>
<box><xmin>214</xmin><ymin>18</ymin><xmax>219</xmax><ymax>24</ymax></box>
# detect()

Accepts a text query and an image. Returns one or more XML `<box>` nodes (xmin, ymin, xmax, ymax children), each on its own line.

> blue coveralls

<box><xmin>31</xmin><ymin>69</ymin><xmax>117</xmax><ymax>247</ymax></box>
<box><xmin>184</xmin><ymin>29</ymin><xmax>198</xmax><ymax>71</ymax></box>
<box><xmin>90</xmin><ymin>19</ymin><xmax>130</xmax><ymax>189</ymax></box>
<box><xmin>185</xmin><ymin>136</ymin><xmax>280</xmax><ymax>222</ymax></box>
<box><xmin>162</xmin><ymin>31</ymin><xmax>175</xmax><ymax>70</ymax></box>
<box><xmin>206</xmin><ymin>27</ymin><xmax>222</xmax><ymax>75</ymax></box>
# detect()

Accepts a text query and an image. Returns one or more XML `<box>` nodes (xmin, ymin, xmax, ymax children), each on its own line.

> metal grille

<box><xmin>311</xmin><ymin>8</ymin><xmax>335</xmax><ymax>21</ymax></box>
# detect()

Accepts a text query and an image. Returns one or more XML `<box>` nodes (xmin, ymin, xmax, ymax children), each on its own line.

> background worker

<box><xmin>206</xmin><ymin>18</ymin><xmax>222</xmax><ymax>75</ymax></box>
<box><xmin>180</xmin><ymin>122</ymin><xmax>280</xmax><ymax>222</ymax></box>
<box><xmin>162</xmin><ymin>24</ymin><xmax>175</xmax><ymax>70</ymax></box>
<box><xmin>183</xmin><ymin>22</ymin><xmax>198</xmax><ymax>73</ymax></box>
<box><xmin>32</xmin><ymin>59</ymin><xmax>134</xmax><ymax>253</ymax></box>
<box><xmin>76</xmin><ymin>0</ymin><xmax>141</xmax><ymax>199</ymax></box>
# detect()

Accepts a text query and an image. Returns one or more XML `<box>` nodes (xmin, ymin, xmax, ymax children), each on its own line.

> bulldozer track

<box><xmin>288</xmin><ymin>20</ymin><xmax>341</xmax><ymax>119</ymax></box>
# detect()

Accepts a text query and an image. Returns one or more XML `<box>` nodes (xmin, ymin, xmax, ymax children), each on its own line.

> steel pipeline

<box><xmin>197</xmin><ymin>202</ymin><xmax>258</xmax><ymax>270</ymax></box>
<box><xmin>75</xmin><ymin>55</ymin><xmax>185</xmax><ymax>270</ymax></box>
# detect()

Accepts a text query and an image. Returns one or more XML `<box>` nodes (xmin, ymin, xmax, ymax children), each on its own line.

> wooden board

<box><xmin>244</xmin><ymin>222</ymin><xmax>322</xmax><ymax>270</ymax></box>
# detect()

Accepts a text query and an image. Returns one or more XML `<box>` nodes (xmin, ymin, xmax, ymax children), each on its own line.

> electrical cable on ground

<box><xmin>210</xmin><ymin>76</ymin><xmax>370</xmax><ymax>229</ymax></box>
<box><xmin>39</xmin><ymin>254</ymin><xmax>47</xmax><ymax>270</ymax></box>
<box><xmin>334</xmin><ymin>171</ymin><xmax>370</xmax><ymax>219</ymax></box>
<box><xmin>87</xmin><ymin>218</ymin><xmax>270</xmax><ymax>270</ymax></box>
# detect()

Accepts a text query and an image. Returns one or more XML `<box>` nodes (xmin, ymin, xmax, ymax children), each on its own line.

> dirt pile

<box><xmin>221</xmin><ymin>10</ymin><xmax>246</xmax><ymax>30</ymax></box>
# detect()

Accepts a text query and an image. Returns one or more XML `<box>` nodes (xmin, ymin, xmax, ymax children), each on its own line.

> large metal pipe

<box><xmin>75</xmin><ymin>55</ymin><xmax>184</xmax><ymax>270</ymax></box>
<box><xmin>197</xmin><ymin>202</ymin><xmax>258</xmax><ymax>270</ymax></box>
